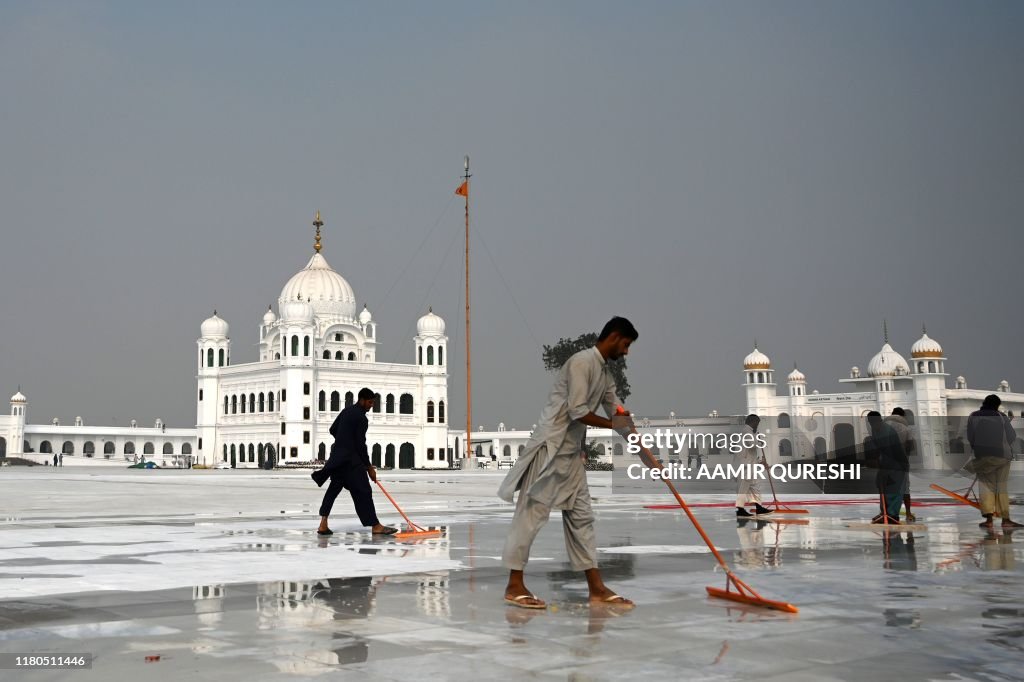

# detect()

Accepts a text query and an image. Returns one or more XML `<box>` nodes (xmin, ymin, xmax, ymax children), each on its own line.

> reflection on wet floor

<box><xmin>1</xmin><ymin>471</ymin><xmax>1024</xmax><ymax>679</ymax></box>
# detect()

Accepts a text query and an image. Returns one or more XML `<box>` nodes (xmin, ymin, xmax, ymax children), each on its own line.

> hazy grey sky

<box><xmin>1</xmin><ymin>1</ymin><xmax>1021</xmax><ymax>429</ymax></box>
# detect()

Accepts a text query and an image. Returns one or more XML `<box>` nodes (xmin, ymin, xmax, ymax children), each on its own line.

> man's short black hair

<box><xmin>598</xmin><ymin>316</ymin><xmax>638</xmax><ymax>342</ymax></box>
<box><xmin>867</xmin><ymin>410</ymin><xmax>882</xmax><ymax>419</ymax></box>
<box><xmin>891</xmin><ymin>407</ymin><xmax>906</xmax><ymax>417</ymax></box>
<box><xmin>358</xmin><ymin>387</ymin><xmax>375</xmax><ymax>401</ymax></box>
<box><xmin>745</xmin><ymin>414</ymin><xmax>760</xmax><ymax>427</ymax></box>
<box><xmin>982</xmin><ymin>394</ymin><xmax>1001</xmax><ymax>410</ymax></box>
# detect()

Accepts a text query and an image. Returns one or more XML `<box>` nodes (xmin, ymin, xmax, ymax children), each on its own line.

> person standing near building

<box><xmin>736</xmin><ymin>414</ymin><xmax>773</xmax><ymax>517</ymax></box>
<box><xmin>884</xmin><ymin>407</ymin><xmax>916</xmax><ymax>521</ymax></box>
<box><xmin>867</xmin><ymin>411</ymin><xmax>908</xmax><ymax>524</ymax></box>
<box><xmin>967</xmin><ymin>394</ymin><xmax>1023</xmax><ymax>529</ymax></box>
<box><xmin>498</xmin><ymin>317</ymin><xmax>639</xmax><ymax>609</ymax></box>
<box><xmin>311</xmin><ymin>387</ymin><xmax>397</xmax><ymax>537</ymax></box>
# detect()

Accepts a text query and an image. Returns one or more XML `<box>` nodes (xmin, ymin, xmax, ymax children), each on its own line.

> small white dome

<box><xmin>263</xmin><ymin>306</ymin><xmax>277</xmax><ymax>326</ymax></box>
<box><xmin>867</xmin><ymin>343</ymin><xmax>911</xmax><ymax>377</ymax></box>
<box><xmin>280</xmin><ymin>297</ymin><xmax>314</xmax><ymax>325</ymax></box>
<box><xmin>956</xmin><ymin>375</ymin><xmax>966</xmax><ymax>384</ymax></box>
<box><xmin>743</xmin><ymin>346</ymin><xmax>771</xmax><ymax>369</ymax></box>
<box><xmin>417</xmin><ymin>307</ymin><xmax>446</xmax><ymax>335</ymax></box>
<box><xmin>201</xmin><ymin>312</ymin><xmax>229</xmax><ymax>338</ymax></box>
<box><xmin>850</xmin><ymin>366</ymin><xmax>861</xmax><ymax>378</ymax></box>
<box><xmin>911</xmin><ymin>330</ymin><xmax>943</xmax><ymax>358</ymax></box>
<box><xmin>359</xmin><ymin>304</ymin><xmax>372</xmax><ymax>325</ymax></box>
<box><xmin>10</xmin><ymin>390</ymin><xmax>26</xmax><ymax>403</ymax></box>
<box><xmin>787</xmin><ymin>366</ymin><xmax>806</xmax><ymax>383</ymax></box>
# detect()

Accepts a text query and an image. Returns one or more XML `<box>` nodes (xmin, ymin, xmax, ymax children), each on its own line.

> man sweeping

<box><xmin>735</xmin><ymin>414</ymin><xmax>774</xmax><ymax>517</ymax></box>
<box><xmin>498</xmin><ymin>317</ymin><xmax>638</xmax><ymax>609</ymax></box>
<box><xmin>311</xmin><ymin>387</ymin><xmax>397</xmax><ymax>537</ymax></box>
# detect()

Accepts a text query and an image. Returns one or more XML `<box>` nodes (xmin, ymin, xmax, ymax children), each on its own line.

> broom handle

<box><xmin>374</xmin><ymin>480</ymin><xmax>418</xmax><ymax>529</ymax></box>
<box><xmin>759</xmin><ymin>445</ymin><xmax>782</xmax><ymax>506</ymax></box>
<box><xmin>615</xmin><ymin>406</ymin><xmax>731</xmax><ymax>572</ymax></box>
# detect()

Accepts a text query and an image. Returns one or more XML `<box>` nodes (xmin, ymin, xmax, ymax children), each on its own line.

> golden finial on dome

<box><xmin>313</xmin><ymin>210</ymin><xmax>323</xmax><ymax>253</ymax></box>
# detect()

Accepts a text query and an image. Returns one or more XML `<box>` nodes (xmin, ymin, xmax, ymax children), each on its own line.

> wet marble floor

<box><xmin>0</xmin><ymin>468</ymin><xmax>1021</xmax><ymax>681</ymax></box>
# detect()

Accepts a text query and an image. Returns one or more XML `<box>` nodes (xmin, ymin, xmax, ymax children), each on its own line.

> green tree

<box><xmin>542</xmin><ymin>332</ymin><xmax>631</xmax><ymax>401</ymax></box>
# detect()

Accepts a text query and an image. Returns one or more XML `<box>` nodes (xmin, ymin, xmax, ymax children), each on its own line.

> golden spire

<box><xmin>313</xmin><ymin>210</ymin><xmax>323</xmax><ymax>253</ymax></box>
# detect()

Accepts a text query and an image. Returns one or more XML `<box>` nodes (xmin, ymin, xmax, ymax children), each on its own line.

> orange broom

<box><xmin>374</xmin><ymin>480</ymin><xmax>442</xmax><ymax>539</ymax></box>
<box><xmin>618</xmin><ymin>407</ymin><xmax>798</xmax><ymax>613</ymax></box>
<box><xmin>759</xmin><ymin>445</ymin><xmax>808</xmax><ymax>514</ymax></box>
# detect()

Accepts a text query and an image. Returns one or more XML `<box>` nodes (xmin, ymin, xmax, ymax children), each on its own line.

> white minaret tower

<box><xmin>743</xmin><ymin>342</ymin><xmax>775</xmax><ymax>414</ymax></box>
<box><xmin>415</xmin><ymin>307</ymin><xmax>449</xmax><ymax>468</ymax></box>
<box><xmin>197</xmin><ymin>311</ymin><xmax>230</xmax><ymax>466</ymax></box>
<box><xmin>910</xmin><ymin>325</ymin><xmax>947</xmax><ymax>470</ymax></box>
<box><xmin>278</xmin><ymin>295</ymin><xmax>315</xmax><ymax>463</ymax></box>
<box><xmin>9</xmin><ymin>388</ymin><xmax>27</xmax><ymax>456</ymax></box>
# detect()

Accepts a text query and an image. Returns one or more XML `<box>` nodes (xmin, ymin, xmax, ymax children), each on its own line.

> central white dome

<box><xmin>867</xmin><ymin>343</ymin><xmax>910</xmax><ymax>377</ymax></box>
<box><xmin>279</xmin><ymin>253</ymin><xmax>357</xmax><ymax>321</ymax></box>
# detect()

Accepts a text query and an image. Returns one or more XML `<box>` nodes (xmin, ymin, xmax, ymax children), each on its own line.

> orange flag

<box><xmin>455</xmin><ymin>180</ymin><xmax>468</xmax><ymax>197</ymax></box>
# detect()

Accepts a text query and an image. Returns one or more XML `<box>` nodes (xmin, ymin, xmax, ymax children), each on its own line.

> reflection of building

<box><xmin>195</xmin><ymin>214</ymin><xmax>451</xmax><ymax>469</ymax></box>
<box><xmin>0</xmin><ymin>389</ymin><xmax>195</xmax><ymax>467</ymax></box>
<box><xmin>743</xmin><ymin>327</ymin><xmax>1024</xmax><ymax>470</ymax></box>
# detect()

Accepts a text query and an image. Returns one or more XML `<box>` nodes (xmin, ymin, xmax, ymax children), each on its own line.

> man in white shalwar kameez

<box><xmin>735</xmin><ymin>414</ymin><xmax>774</xmax><ymax>517</ymax></box>
<box><xmin>499</xmin><ymin>317</ymin><xmax>639</xmax><ymax>610</ymax></box>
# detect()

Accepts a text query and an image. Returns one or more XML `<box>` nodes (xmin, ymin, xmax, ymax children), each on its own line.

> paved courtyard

<box><xmin>0</xmin><ymin>468</ymin><xmax>1021</xmax><ymax>681</ymax></box>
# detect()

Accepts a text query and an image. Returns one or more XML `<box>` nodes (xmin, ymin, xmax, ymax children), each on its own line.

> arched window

<box><xmin>400</xmin><ymin>394</ymin><xmax>414</xmax><ymax>414</ymax></box>
<box><xmin>224</xmin><ymin>396</ymin><xmax>229</xmax><ymax>414</ymax></box>
<box><xmin>427</xmin><ymin>346</ymin><xmax>434</xmax><ymax>365</ymax></box>
<box><xmin>304</xmin><ymin>336</ymin><xmax>310</xmax><ymax>356</ymax></box>
<box><xmin>813</xmin><ymin>437</ymin><xmax>827</xmax><ymax>460</ymax></box>
<box><xmin>323</xmin><ymin>350</ymin><xmax>330</xmax><ymax>359</ymax></box>
<box><xmin>104</xmin><ymin>441</ymin><xmax>115</xmax><ymax>455</ymax></box>
<box><xmin>319</xmin><ymin>391</ymin><xmax>326</xmax><ymax>412</ymax></box>
<box><xmin>335</xmin><ymin>351</ymin><xmax>343</xmax><ymax>360</ymax></box>
<box><xmin>614</xmin><ymin>443</ymin><xmax>623</xmax><ymax>457</ymax></box>
<box><xmin>318</xmin><ymin>443</ymin><xmax>326</xmax><ymax>461</ymax></box>
<box><xmin>779</xmin><ymin>439</ymin><xmax>793</xmax><ymax>458</ymax></box>
<box><xmin>124</xmin><ymin>441</ymin><xmax>135</xmax><ymax>455</ymax></box>
<box><xmin>427</xmin><ymin>401</ymin><xmax>435</xmax><ymax>423</ymax></box>
<box><xmin>163</xmin><ymin>442</ymin><xmax>174</xmax><ymax>455</ymax></box>
<box><xmin>240</xmin><ymin>394</ymin><xmax>246</xmax><ymax>414</ymax></box>
<box><xmin>777</xmin><ymin>413</ymin><xmax>790</xmax><ymax>429</ymax></box>
<box><xmin>372</xmin><ymin>444</ymin><xmax>382</xmax><ymax>467</ymax></box>
<box><xmin>385</xmin><ymin>444</ymin><xmax>396</xmax><ymax>468</ymax></box>
<box><xmin>268</xmin><ymin>393</ymin><xmax>275</xmax><ymax>412</ymax></box>
<box><xmin>330</xmin><ymin>391</ymin><xmax>340</xmax><ymax>412</ymax></box>
<box><xmin>386</xmin><ymin>394</ymin><xmax>395</xmax><ymax>413</ymax></box>
<box><xmin>503</xmin><ymin>445</ymin><xmax>511</xmax><ymax>458</ymax></box>
<box><xmin>83</xmin><ymin>441</ymin><xmax>95</xmax><ymax>457</ymax></box>
<box><xmin>40</xmin><ymin>440</ymin><xmax>52</xmax><ymax>454</ymax></box>
<box><xmin>438</xmin><ymin>347</ymin><xmax>443</xmax><ymax>366</ymax></box>
<box><xmin>373</xmin><ymin>393</ymin><xmax>381</xmax><ymax>413</ymax></box>
<box><xmin>348</xmin><ymin>352</ymin><xmax>356</xmax><ymax>361</ymax></box>
<box><xmin>182</xmin><ymin>443</ymin><xmax>192</xmax><ymax>455</ymax></box>
<box><xmin>59</xmin><ymin>441</ymin><xmax>73</xmax><ymax>454</ymax></box>
<box><xmin>249</xmin><ymin>394</ymin><xmax>255</xmax><ymax>413</ymax></box>
<box><xmin>144</xmin><ymin>442</ymin><xmax>155</xmax><ymax>455</ymax></box>
<box><xmin>475</xmin><ymin>444</ymin><xmax>483</xmax><ymax>457</ymax></box>
<box><xmin>917</xmin><ymin>361</ymin><xmax>925</xmax><ymax>373</ymax></box>
<box><xmin>291</xmin><ymin>336</ymin><xmax>299</xmax><ymax>356</ymax></box>
<box><xmin>418</xmin><ymin>347</ymin><xmax>423</xmax><ymax>365</ymax></box>
<box><xmin>438</xmin><ymin>400</ymin><xmax>446</xmax><ymax>423</ymax></box>
<box><xmin>275</xmin><ymin>352</ymin><xmax>281</xmax><ymax>360</ymax></box>
<box><xmin>231</xmin><ymin>395</ymin><xmax>237</xmax><ymax>414</ymax></box>
<box><xmin>207</xmin><ymin>348</ymin><xmax>214</xmax><ymax>367</ymax></box>
<box><xmin>345</xmin><ymin>391</ymin><xmax>354</xmax><ymax>408</ymax></box>
<box><xmin>928</xmin><ymin>361</ymin><xmax>936</xmax><ymax>373</ymax></box>
<box><xmin>219</xmin><ymin>349</ymin><xmax>225</xmax><ymax>367</ymax></box>
<box><xmin>259</xmin><ymin>393</ymin><xmax>265</xmax><ymax>412</ymax></box>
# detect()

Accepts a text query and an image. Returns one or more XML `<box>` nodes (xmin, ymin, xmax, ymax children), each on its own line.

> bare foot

<box><xmin>588</xmin><ymin>588</ymin><xmax>634</xmax><ymax>608</ymax></box>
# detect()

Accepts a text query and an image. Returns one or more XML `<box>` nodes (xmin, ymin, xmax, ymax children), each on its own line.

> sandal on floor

<box><xmin>372</xmin><ymin>526</ymin><xmax>399</xmax><ymax>535</ymax></box>
<box><xmin>594</xmin><ymin>594</ymin><xmax>634</xmax><ymax>606</ymax></box>
<box><xmin>317</xmin><ymin>529</ymin><xmax>333</xmax><ymax>536</ymax></box>
<box><xmin>504</xmin><ymin>594</ymin><xmax>546</xmax><ymax>609</ymax></box>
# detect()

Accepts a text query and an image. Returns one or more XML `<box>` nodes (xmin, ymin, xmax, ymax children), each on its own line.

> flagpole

<box><xmin>463</xmin><ymin>156</ymin><xmax>472</xmax><ymax>470</ymax></box>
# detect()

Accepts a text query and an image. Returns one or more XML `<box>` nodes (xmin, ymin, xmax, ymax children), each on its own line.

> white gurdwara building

<box><xmin>195</xmin><ymin>213</ymin><xmax>452</xmax><ymax>469</ymax></box>
<box><xmin>743</xmin><ymin>326</ymin><xmax>1024</xmax><ymax>470</ymax></box>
